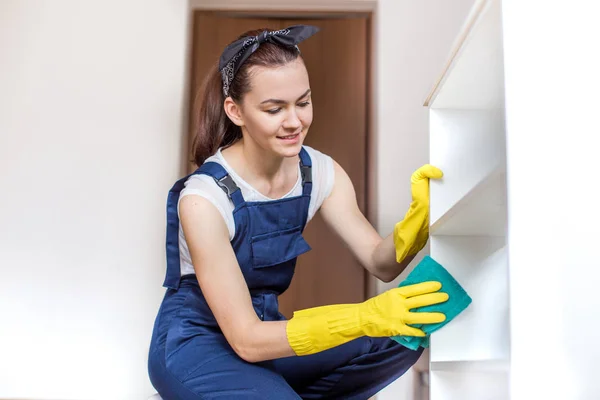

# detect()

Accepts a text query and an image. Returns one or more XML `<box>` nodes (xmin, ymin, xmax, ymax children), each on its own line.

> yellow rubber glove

<box><xmin>286</xmin><ymin>281</ymin><xmax>448</xmax><ymax>356</ymax></box>
<box><xmin>393</xmin><ymin>164</ymin><xmax>443</xmax><ymax>263</ymax></box>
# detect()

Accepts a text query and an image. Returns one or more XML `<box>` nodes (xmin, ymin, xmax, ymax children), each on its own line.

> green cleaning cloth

<box><xmin>391</xmin><ymin>255</ymin><xmax>472</xmax><ymax>350</ymax></box>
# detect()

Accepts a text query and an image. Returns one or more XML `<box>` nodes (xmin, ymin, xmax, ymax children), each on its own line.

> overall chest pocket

<box><xmin>251</xmin><ymin>226</ymin><xmax>312</xmax><ymax>269</ymax></box>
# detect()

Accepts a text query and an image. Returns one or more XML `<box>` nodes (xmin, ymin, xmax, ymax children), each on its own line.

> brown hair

<box><xmin>191</xmin><ymin>28</ymin><xmax>302</xmax><ymax>166</ymax></box>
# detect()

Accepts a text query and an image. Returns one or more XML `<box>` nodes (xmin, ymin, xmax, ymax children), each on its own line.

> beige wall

<box><xmin>0</xmin><ymin>0</ymin><xmax>472</xmax><ymax>398</ymax></box>
<box><xmin>0</xmin><ymin>1</ymin><xmax>187</xmax><ymax>398</ymax></box>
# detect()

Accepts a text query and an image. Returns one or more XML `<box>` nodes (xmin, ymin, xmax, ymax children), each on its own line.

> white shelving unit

<box><xmin>425</xmin><ymin>0</ymin><xmax>510</xmax><ymax>398</ymax></box>
<box><xmin>424</xmin><ymin>0</ymin><xmax>600</xmax><ymax>397</ymax></box>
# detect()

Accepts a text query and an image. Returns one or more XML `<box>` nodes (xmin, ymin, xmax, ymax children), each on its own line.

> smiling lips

<box><xmin>277</xmin><ymin>132</ymin><xmax>301</xmax><ymax>142</ymax></box>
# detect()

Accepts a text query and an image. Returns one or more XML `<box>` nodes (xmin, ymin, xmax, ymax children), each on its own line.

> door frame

<box><xmin>183</xmin><ymin>0</ymin><xmax>379</xmax><ymax>299</ymax></box>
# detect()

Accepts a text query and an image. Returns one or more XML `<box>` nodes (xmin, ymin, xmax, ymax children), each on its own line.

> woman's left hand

<box><xmin>393</xmin><ymin>164</ymin><xmax>443</xmax><ymax>263</ymax></box>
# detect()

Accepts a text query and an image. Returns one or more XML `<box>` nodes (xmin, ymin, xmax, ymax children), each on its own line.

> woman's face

<box><xmin>237</xmin><ymin>58</ymin><xmax>313</xmax><ymax>158</ymax></box>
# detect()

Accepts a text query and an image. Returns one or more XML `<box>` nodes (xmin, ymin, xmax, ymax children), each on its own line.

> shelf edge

<box><xmin>430</xmin><ymin>359</ymin><xmax>509</xmax><ymax>372</ymax></box>
<box><xmin>423</xmin><ymin>0</ymin><xmax>493</xmax><ymax>107</ymax></box>
<box><xmin>430</xmin><ymin>164</ymin><xmax>506</xmax><ymax>236</ymax></box>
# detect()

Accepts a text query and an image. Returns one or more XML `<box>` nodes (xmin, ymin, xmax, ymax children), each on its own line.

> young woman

<box><xmin>148</xmin><ymin>25</ymin><xmax>448</xmax><ymax>399</ymax></box>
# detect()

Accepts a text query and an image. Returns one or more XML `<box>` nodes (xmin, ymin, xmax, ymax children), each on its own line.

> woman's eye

<box><xmin>298</xmin><ymin>101</ymin><xmax>311</xmax><ymax>107</ymax></box>
<box><xmin>266</xmin><ymin>108</ymin><xmax>281</xmax><ymax>114</ymax></box>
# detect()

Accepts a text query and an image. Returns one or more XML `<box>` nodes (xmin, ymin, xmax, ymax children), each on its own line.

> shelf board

<box><xmin>430</xmin><ymin>237</ymin><xmax>510</xmax><ymax>363</ymax></box>
<box><xmin>423</xmin><ymin>0</ymin><xmax>504</xmax><ymax>109</ymax></box>
<box><xmin>431</xmin><ymin>359</ymin><xmax>509</xmax><ymax>373</ymax></box>
<box><xmin>430</xmin><ymin>363</ymin><xmax>509</xmax><ymax>399</ymax></box>
<box><xmin>430</xmin><ymin>166</ymin><xmax>506</xmax><ymax>236</ymax></box>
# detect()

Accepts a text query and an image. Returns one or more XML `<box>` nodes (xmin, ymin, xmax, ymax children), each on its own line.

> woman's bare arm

<box><xmin>320</xmin><ymin>161</ymin><xmax>415</xmax><ymax>282</ymax></box>
<box><xmin>179</xmin><ymin>195</ymin><xmax>296</xmax><ymax>363</ymax></box>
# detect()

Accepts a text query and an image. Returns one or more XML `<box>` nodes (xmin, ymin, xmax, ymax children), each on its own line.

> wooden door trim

<box><xmin>195</xmin><ymin>10</ymin><xmax>371</xmax><ymax>19</ymax></box>
<box><xmin>183</xmin><ymin>5</ymin><xmax>379</xmax><ymax>300</ymax></box>
<box><xmin>188</xmin><ymin>0</ymin><xmax>376</xmax><ymax>13</ymax></box>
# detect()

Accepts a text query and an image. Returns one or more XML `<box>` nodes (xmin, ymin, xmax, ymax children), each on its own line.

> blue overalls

<box><xmin>148</xmin><ymin>147</ymin><xmax>423</xmax><ymax>399</ymax></box>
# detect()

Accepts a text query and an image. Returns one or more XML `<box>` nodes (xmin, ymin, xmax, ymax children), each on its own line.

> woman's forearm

<box><xmin>370</xmin><ymin>232</ymin><xmax>416</xmax><ymax>282</ymax></box>
<box><xmin>232</xmin><ymin>320</ymin><xmax>295</xmax><ymax>363</ymax></box>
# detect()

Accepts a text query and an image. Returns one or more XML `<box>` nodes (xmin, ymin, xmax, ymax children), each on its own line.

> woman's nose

<box><xmin>282</xmin><ymin>109</ymin><xmax>302</xmax><ymax>130</ymax></box>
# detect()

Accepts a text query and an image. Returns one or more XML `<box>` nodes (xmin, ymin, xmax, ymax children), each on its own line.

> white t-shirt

<box><xmin>177</xmin><ymin>145</ymin><xmax>335</xmax><ymax>276</ymax></box>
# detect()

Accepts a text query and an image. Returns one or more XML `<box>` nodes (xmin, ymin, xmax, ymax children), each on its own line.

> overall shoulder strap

<box><xmin>299</xmin><ymin>147</ymin><xmax>312</xmax><ymax>197</ymax></box>
<box><xmin>163</xmin><ymin>170</ymin><xmax>200</xmax><ymax>289</ymax></box>
<box><xmin>199</xmin><ymin>162</ymin><xmax>245</xmax><ymax>208</ymax></box>
<box><xmin>163</xmin><ymin>163</ymin><xmax>244</xmax><ymax>289</ymax></box>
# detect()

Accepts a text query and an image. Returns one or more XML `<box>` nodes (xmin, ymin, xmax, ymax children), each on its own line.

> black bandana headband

<box><xmin>219</xmin><ymin>24</ymin><xmax>320</xmax><ymax>97</ymax></box>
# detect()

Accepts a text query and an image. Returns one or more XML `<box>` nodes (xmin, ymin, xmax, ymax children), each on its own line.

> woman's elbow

<box><xmin>370</xmin><ymin>264</ymin><xmax>397</xmax><ymax>283</ymax></box>
<box><xmin>376</xmin><ymin>272</ymin><xmax>396</xmax><ymax>283</ymax></box>
<box><xmin>231</xmin><ymin>342</ymin><xmax>260</xmax><ymax>363</ymax></box>
<box><xmin>228</xmin><ymin>328</ymin><xmax>262</xmax><ymax>363</ymax></box>
<box><xmin>372</xmin><ymin>254</ymin><xmax>416</xmax><ymax>283</ymax></box>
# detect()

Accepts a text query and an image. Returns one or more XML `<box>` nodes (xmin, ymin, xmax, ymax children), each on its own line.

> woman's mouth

<box><xmin>277</xmin><ymin>132</ymin><xmax>301</xmax><ymax>143</ymax></box>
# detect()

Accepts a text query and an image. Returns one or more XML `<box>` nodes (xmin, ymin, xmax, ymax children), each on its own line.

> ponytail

<box><xmin>191</xmin><ymin>63</ymin><xmax>241</xmax><ymax>167</ymax></box>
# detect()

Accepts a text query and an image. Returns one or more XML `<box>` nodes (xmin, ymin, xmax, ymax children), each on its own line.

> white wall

<box><xmin>502</xmin><ymin>1</ymin><xmax>600</xmax><ymax>398</ymax></box>
<box><xmin>374</xmin><ymin>0</ymin><xmax>475</xmax><ymax>291</ymax></box>
<box><xmin>0</xmin><ymin>1</ymin><xmax>187</xmax><ymax>399</ymax></box>
<box><xmin>373</xmin><ymin>0</ymin><xmax>474</xmax><ymax>398</ymax></box>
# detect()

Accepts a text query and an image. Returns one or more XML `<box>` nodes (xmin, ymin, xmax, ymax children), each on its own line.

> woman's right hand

<box><xmin>358</xmin><ymin>281</ymin><xmax>448</xmax><ymax>337</ymax></box>
<box><xmin>286</xmin><ymin>280</ymin><xmax>448</xmax><ymax>356</ymax></box>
